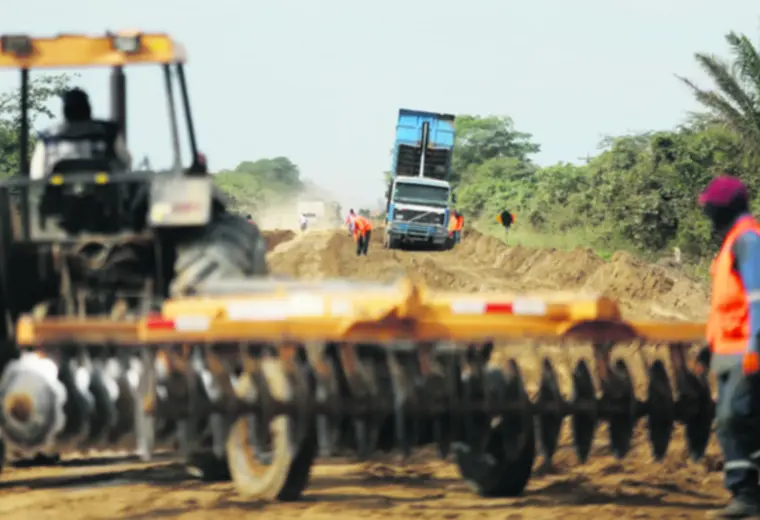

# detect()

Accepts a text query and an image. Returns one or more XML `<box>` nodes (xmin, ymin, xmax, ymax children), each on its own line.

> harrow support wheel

<box><xmin>187</xmin><ymin>452</ymin><xmax>231</xmax><ymax>482</ymax></box>
<box><xmin>455</xmin><ymin>359</ymin><xmax>535</xmax><ymax>498</ymax></box>
<box><xmin>170</xmin><ymin>212</ymin><xmax>270</xmax><ymax>478</ymax></box>
<box><xmin>227</xmin><ymin>357</ymin><xmax>316</xmax><ymax>501</ymax></box>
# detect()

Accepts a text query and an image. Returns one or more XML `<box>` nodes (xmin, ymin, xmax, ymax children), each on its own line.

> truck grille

<box><xmin>393</xmin><ymin>209</ymin><xmax>445</xmax><ymax>225</ymax></box>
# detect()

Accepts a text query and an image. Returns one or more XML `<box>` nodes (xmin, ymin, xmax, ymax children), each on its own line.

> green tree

<box><xmin>0</xmin><ymin>73</ymin><xmax>75</xmax><ymax>177</ymax></box>
<box><xmin>451</xmin><ymin>115</ymin><xmax>540</xmax><ymax>185</ymax></box>
<box><xmin>214</xmin><ymin>157</ymin><xmax>304</xmax><ymax>214</ymax></box>
<box><xmin>456</xmin><ymin>156</ymin><xmax>537</xmax><ymax>217</ymax></box>
<box><xmin>451</xmin><ymin>115</ymin><xmax>541</xmax><ymax>222</ymax></box>
<box><xmin>234</xmin><ymin>157</ymin><xmax>301</xmax><ymax>188</ymax></box>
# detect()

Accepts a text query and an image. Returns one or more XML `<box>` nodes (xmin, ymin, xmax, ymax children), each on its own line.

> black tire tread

<box><xmin>171</xmin><ymin>213</ymin><xmax>268</xmax><ymax>297</ymax></box>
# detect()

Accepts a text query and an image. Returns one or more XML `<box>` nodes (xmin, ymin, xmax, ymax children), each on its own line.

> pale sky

<box><xmin>3</xmin><ymin>0</ymin><xmax>760</xmax><ymax>210</ymax></box>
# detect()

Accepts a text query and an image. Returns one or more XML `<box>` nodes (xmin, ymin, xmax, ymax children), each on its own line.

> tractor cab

<box><xmin>0</xmin><ymin>32</ymin><xmax>218</xmax><ymax>338</ymax></box>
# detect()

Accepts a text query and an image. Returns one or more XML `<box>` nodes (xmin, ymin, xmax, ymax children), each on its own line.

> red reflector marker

<box><xmin>145</xmin><ymin>315</ymin><xmax>175</xmax><ymax>330</ymax></box>
<box><xmin>484</xmin><ymin>303</ymin><xmax>514</xmax><ymax>314</ymax></box>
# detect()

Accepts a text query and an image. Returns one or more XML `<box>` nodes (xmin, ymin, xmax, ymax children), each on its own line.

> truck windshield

<box><xmin>394</xmin><ymin>183</ymin><xmax>449</xmax><ymax>206</ymax></box>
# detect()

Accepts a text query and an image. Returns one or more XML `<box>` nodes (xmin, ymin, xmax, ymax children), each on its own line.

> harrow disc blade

<box><xmin>106</xmin><ymin>358</ymin><xmax>138</xmax><ymax>448</ymax></box>
<box><xmin>312</xmin><ymin>354</ymin><xmax>342</xmax><ymax>458</ymax></box>
<box><xmin>389</xmin><ymin>355</ymin><xmax>422</xmax><ymax>458</ymax></box>
<box><xmin>684</xmin><ymin>371</ymin><xmax>714</xmax><ymax>462</ymax></box>
<box><xmin>350</xmin><ymin>354</ymin><xmax>388</xmax><ymax>460</ymax></box>
<box><xmin>607</xmin><ymin>359</ymin><xmax>636</xmax><ymax>459</ymax></box>
<box><xmin>571</xmin><ymin>359</ymin><xmax>597</xmax><ymax>463</ymax></box>
<box><xmin>85</xmin><ymin>360</ymin><xmax>118</xmax><ymax>448</ymax></box>
<box><xmin>0</xmin><ymin>355</ymin><xmax>66</xmax><ymax>453</ymax></box>
<box><xmin>419</xmin><ymin>369</ymin><xmax>451</xmax><ymax>459</ymax></box>
<box><xmin>499</xmin><ymin>359</ymin><xmax>533</xmax><ymax>461</ymax></box>
<box><xmin>536</xmin><ymin>358</ymin><xmax>563</xmax><ymax>463</ymax></box>
<box><xmin>646</xmin><ymin>360</ymin><xmax>674</xmax><ymax>460</ymax></box>
<box><xmin>57</xmin><ymin>357</ymin><xmax>92</xmax><ymax>448</ymax></box>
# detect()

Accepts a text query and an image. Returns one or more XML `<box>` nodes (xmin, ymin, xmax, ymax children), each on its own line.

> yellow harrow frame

<box><xmin>5</xmin><ymin>278</ymin><xmax>711</xmax><ymax>501</ymax></box>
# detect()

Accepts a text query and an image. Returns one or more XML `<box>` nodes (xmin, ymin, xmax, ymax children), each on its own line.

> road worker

<box><xmin>448</xmin><ymin>210</ymin><xmax>465</xmax><ymax>244</ymax></box>
<box><xmin>345</xmin><ymin>209</ymin><xmax>356</xmax><ymax>235</ymax></box>
<box><xmin>448</xmin><ymin>210</ymin><xmax>459</xmax><ymax>242</ymax></box>
<box><xmin>30</xmin><ymin>88</ymin><xmax>132</xmax><ymax>178</ymax></box>
<box><xmin>455</xmin><ymin>211</ymin><xmax>464</xmax><ymax>243</ymax></box>
<box><xmin>353</xmin><ymin>213</ymin><xmax>372</xmax><ymax>256</ymax></box>
<box><xmin>700</xmin><ymin>175</ymin><xmax>760</xmax><ymax>519</ymax></box>
<box><xmin>496</xmin><ymin>210</ymin><xmax>514</xmax><ymax>231</ymax></box>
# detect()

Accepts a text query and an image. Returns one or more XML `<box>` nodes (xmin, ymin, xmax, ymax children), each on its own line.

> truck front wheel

<box><xmin>384</xmin><ymin>233</ymin><xmax>400</xmax><ymax>250</ymax></box>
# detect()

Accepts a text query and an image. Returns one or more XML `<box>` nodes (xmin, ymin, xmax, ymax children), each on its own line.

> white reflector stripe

<box><xmin>511</xmin><ymin>299</ymin><xmax>547</xmax><ymax>316</ymax></box>
<box><xmin>227</xmin><ymin>294</ymin><xmax>326</xmax><ymax>321</ymax></box>
<box><xmin>450</xmin><ymin>301</ymin><xmax>487</xmax><ymax>314</ymax></box>
<box><xmin>174</xmin><ymin>315</ymin><xmax>210</xmax><ymax>332</ymax></box>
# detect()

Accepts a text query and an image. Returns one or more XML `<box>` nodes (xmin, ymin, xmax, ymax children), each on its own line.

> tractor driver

<box><xmin>30</xmin><ymin>88</ymin><xmax>132</xmax><ymax>179</ymax></box>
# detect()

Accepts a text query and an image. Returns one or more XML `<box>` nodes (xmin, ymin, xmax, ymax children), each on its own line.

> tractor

<box><xmin>0</xmin><ymin>32</ymin><xmax>267</xmax><ymax>477</ymax></box>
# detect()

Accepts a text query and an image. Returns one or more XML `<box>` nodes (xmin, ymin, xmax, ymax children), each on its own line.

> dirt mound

<box><xmin>265</xmin><ymin>228</ymin><xmax>708</xmax><ymax>320</ymax></box>
<box><xmin>261</xmin><ymin>229</ymin><xmax>296</xmax><ymax>252</ymax></box>
<box><xmin>581</xmin><ymin>251</ymin><xmax>708</xmax><ymax>319</ymax></box>
<box><xmin>455</xmin><ymin>229</ymin><xmax>512</xmax><ymax>264</ymax></box>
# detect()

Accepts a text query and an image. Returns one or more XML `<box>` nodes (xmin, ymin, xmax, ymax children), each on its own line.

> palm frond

<box><xmin>678</xmin><ymin>74</ymin><xmax>760</xmax><ymax>155</ymax></box>
<box><xmin>725</xmin><ymin>31</ymin><xmax>760</xmax><ymax>100</ymax></box>
<box><xmin>693</xmin><ymin>53</ymin><xmax>756</xmax><ymax>116</ymax></box>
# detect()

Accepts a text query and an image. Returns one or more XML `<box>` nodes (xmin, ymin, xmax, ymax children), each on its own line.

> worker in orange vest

<box><xmin>353</xmin><ymin>214</ymin><xmax>373</xmax><ymax>256</ymax></box>
<box><xmin>448</xmin><ymin>210</ymin><xmax>459</xmax><ymax>242</ymax></box>
<box><xmin>448</xmin><ymin>210</ymin><xmax>464</xmax><ymax>244</ymax></box>
<box><xmin>701</xmin><ymin>176</ymin><xmax>760</xmax><ymax>518</ymax></box>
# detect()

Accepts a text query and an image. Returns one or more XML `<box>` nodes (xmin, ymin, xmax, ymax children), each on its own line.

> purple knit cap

<box><xmin>698</xmin><ymin>175</ymin><xmax>748</xmax><ymax>207</ymax></box>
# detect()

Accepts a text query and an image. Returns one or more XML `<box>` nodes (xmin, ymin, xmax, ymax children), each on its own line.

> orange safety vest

<box><xmin>708</xmin><ymin>215</ymin><xmax>760</xmax><ymax>356</ymax></box>
<box><xmin>353</xmin><ymin>215</ymin><xmax>372</xmax><ymax>240</ymax></box>
<box><xmin>448</xmin><ymin>214</ymin><xmax>458</xmax><ymax>233</ymax></box>
<box><xmin>456</xmin><ymin>214</ymin><xmax>464</xmax><ymax>231</ymax></box>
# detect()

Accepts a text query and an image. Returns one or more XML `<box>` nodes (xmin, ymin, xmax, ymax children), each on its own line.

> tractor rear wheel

<box><xmin>171</xmin><ymin>212</ymin><xmax>268</xmax><ymax>297</ymax></box>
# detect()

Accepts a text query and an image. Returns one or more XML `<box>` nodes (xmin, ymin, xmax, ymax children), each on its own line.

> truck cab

<box><xmin>384</xmin><ymin>109</ymin><xmax>456</xmax><ymax>250</ymax></box>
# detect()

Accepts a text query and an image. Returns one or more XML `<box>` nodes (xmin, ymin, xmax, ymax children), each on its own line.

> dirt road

<box><xmin>0</xmin><ymin>228</ymin><xmax>724</xmax><ymax>519</ymax></box>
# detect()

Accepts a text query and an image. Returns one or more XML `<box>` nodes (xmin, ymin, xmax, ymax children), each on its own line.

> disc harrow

<box><xmin>2</xmin><ymin>278</ymin><xmax>712</xmax><ymax>500</ymax></box>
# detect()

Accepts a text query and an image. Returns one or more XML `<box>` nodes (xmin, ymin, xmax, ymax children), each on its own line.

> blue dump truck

<box><xmin>384</xmin><ymin>109</ymin><xmax>456</xmax><ymax>250</ymax></box>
